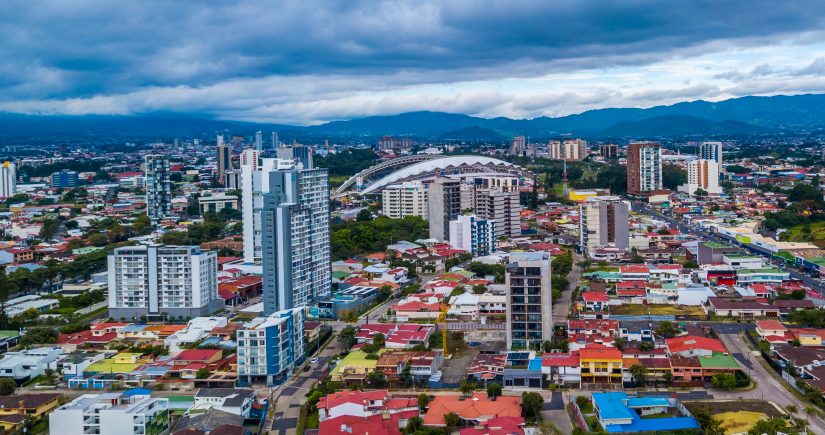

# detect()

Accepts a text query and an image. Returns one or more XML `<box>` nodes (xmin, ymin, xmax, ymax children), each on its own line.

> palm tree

<box><xmin>629</xmin><ymin>364</ymin><xmax>647</xmax><ymax>387</ymax></box>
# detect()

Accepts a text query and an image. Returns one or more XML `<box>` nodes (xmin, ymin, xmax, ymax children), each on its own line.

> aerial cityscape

<box><xmin>3</xmin><ymin>2</ymin><xmax>825</xmax><ymax>435</ymax></box>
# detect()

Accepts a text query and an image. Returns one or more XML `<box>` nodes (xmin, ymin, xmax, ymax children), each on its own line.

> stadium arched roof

<box><xmin>360</xmin><ymin>155</ymin><xmax>532</xmax><ymax>194</ymax></box>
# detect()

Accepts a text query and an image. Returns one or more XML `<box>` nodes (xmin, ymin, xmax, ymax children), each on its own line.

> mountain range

<box><xmin>2</xmin><ymin>93</ymin><xmax>825</xmax><ymax>143</ymax></box>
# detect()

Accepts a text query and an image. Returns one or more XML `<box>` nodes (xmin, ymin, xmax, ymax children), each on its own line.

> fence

<box><xmin>568</xmin><ymin>401</ymin><xmax>590</xmax><ymax>432</ymax></box>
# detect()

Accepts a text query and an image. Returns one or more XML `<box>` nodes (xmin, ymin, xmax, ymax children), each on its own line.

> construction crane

<box><xmin>438</xmin><ymin>304</ymin><xmax>449</xmax><ymax>357</ymax></box>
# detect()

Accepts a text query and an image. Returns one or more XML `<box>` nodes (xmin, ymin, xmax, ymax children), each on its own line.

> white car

<box><xmin>311</xmin><ymin>357</ymin><xmax>319</xmax><ymax>364</ymax></box>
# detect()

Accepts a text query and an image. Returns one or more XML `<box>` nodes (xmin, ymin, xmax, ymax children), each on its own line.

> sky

<box><xmin>2</xmin><ymin>1</ymin><xmax>825</xmax><ymax>125</ymax></box>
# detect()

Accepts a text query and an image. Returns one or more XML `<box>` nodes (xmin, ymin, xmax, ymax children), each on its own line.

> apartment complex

<box><xmin>50</xmin><ymin>169</ymin><xmax>79</xmax><ymax>189</ymax></box>
<box><xmin>107</xmin><ymin>245</ymin><xmax>221</xmax><ymax>320</ymax></box>
<box><xmin>49</xmin><ymin>392</ymin><xmax>169</xmax><ymax>435</ymax></box>
<box><xmin>475</xmin><ymin>188</ymin><xmax>521</xmax><ymax>238</ymax></box>
<box><xmin>449</xmin><ymin>214</ymin><xmax>497</xmax><ymax>256</ymax></box>
<box><xmin>505</xmin><ymin>252</ymin><xmax>553</xmax><ymax>350</ymax></box>
<box><xmin>679</xmin><ymin>159</ymin><xmax>721</xmax><ymax>195</ymax></box>
<box><xmin>144</xmin><ymin>155</ymin><xmax>171</xmax><ymax>220</ymax></box>
<box><xmin>507</xmin><ymin>135</ymin><xmax>526</xmax><ymax>156</ymax></box>
<box><xmin>216</xmin><ymin>138</ymin><xmax>233</xmax><ymax>185</ymax></box>
<box><xmin>580</xmin><ymin>196</ymin><xmax>631</xmax><ymax>253</ymax></box>
<box><xmin>0</xmin><ymin>161</ymin><xmax>15</xmax><ymax>198</ymax></box>
<box><xmin>382</xmin><ymin>181</ymin><xmax>428</xmax><ymax>219</ymax></box>
<box><xmin>698</xmin><ymin>141</ymin><xmax>723</xmax><ymax>165</ymax></box>
<box><xmin>236</xmin><ymin>307</ymin><xmax>305</xmax><ymax>386</ymax></box>
<box><xmin>548</xmin><ymin>139</ymin><xmax>587</xmax><ymax>161</ymax></box>
<box><xmin>427</xmin><ymin>177</ymin><xmax>461</xmax><ymax>241</ymax></box>
<box><xmin>599</xmin><ymin>144</ymin><xmax>619</xmax><ymax>159</ymax></box>
<box><xmin>626</xmin><ymin>142</ymin><xmax>662</xmax><ymax>195</ymax></box>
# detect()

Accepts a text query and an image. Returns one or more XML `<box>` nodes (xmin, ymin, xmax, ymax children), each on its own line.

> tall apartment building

<box><xmin>580</xmin><ymin>196</ymin><xmax>631</xmax><ymax>253</ymax></box>
<box><xmin>508</xmin><ymin>135</ymin><xmax>526</xmax><ymax>156</ymax></box>
<box><xmin>698</xmin><ymin>141</ymin><xmax>723</xmax><ymax>165</ymax></box>
<box><xmin>0</xmin><ymin>161</ymin><xmax>16</xmax><ymax>198</ymax></box>
<box><xmin>679</xmin><ymin>159</ymin><xmax>721</xmax><ymax>195</ymax></box>
<box><xmin>107</xmin><ymin>245</ymin><xmax>221</xmax><ymax>320</ymax></box>
<box><xmin>378</xmin><ymin>136</ymin><xmax>413</xmax><ymax>153</ymax></box>
<box><xmin>427</xmin><ymin>178</ymin><xmax>461</xmax><ymax>241</ymax></box>
<box><xmin>600</xmin><ymin>144</ymin><xmax>619</xmax><ymax>159</ymax></box>
<box><xmin>505</xmin><ymin>252</ymin><xmax>552</xmax><ymax>350</ymax></box>
<box><xmin>224</xmin><ymin>169</ymin><xmax>242</xmax><ymax>189</ymax></box>
<box><xmin>240</xmin><ymin>148</ymin><xmax>260</xmax><ymax>169</ymax></box>
<box><xmin>236</xmin><ymin>307</ymin><xmax>305</xmax><ymax>386</ymax></box>
<box><xmin>49</xmin><ymin>392</ymin><xmax>169</xmax><ymax>435</ymax></box>
<box><xmin>475</xmin><ymin>188</ymin><xmax>521</xmax><ymax>238</ymax></box>
<box><xmin>449</xmin><ymin>214</ymin><xmax>497</xmax><ymax>256</ymax></box>
<box><xmin>257</xmin><ymin>159</ymin><xmax>330</xmax><ymax>314</ymax></box>
<box><xmin>217</xmin><ymin>141</ymin><xmax>233</xmax><ymax>185</ymax></box>
<box><xmin>255</xmin><ymin>131</ymin><xmax>263</xmax><ymax>152</ymax></box>
<box><xmin>626</xmin><ymin>142</ymin><xmax>662</xmax><ymax>195</ymax></box>
<box><xmin>277</xmin><ymin>144</ymin><xmax>313</xmax><ymax>169</ymax></box>
<box><xmin>50</xmin><ymin>169</ymin><xmax>79</xmax><ymax>189</ymax></box>
<box><xmin>382</xmin><ymin>181</ymin><xmax>428</xmax><ymax>219</ymax></box>
<box><xmin>144</xmin><ymin>155</ymin><xmax>171</xmax><ymax>220</ymax></box>
<box><xmin>548</xmin><ymin>139</ymin><xmax>587</xmax><ymax>161</ymax></box>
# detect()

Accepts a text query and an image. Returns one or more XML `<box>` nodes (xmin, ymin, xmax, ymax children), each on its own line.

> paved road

<box><xmin>554</xmin><ymin>252</ymin><xmax>582</xmax><ymax>324</ymax></box>
<box><xmin>716</xmin><ymin>331</ymin><xmax>825</xmax><ymax>433</ymax></box>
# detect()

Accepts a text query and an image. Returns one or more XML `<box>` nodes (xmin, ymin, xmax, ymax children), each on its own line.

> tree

<box><xmin>472</xmin><ymin>284</ymin><xmax>487</xmax><ymax>294</ymax></box>
<box><xmin>747</xmin><ymin>417</ymin><xmax>791</xmax><ymax>435</ymax></box>
<box><xmin>0</xmin><ymin>378</ymin><xmax>15</xmax><ymax>396</ymax></box>
<box><xmin>692</xmin><ymin>406</ymin><xmax>724</xmax><ymax>435</ymax></box>
<box><xmin>366</xmin><ymin>371</ymin><xmax>386</xmax><ymax>387</ymax></box>
<box><xmin>418</xmin><ymin>393</ymin><xmax>429</xmax><ymax>411</ymax></box>
<box><xmin>655</xmin><ymin>321</ymin><xmax>679</xmax><ymax>339</ymax></box>
<box><xmin>629</xmin><ymin>364</ymin><xmax>647</xmax><ymax>386</ymax></box>
<box><xmin>786</xmin><ymin>404</ymin><xmax>797</xmax><ymax>414</ymax></box>
<box><xmin>459</xmin><ymin>380</ymin><xmax>476</xmax><ymax>397</ymax></box>
<box><xmin>662</xmin><ymin>372</ymin><xmax>673</xmax><ymax>387</ymax></box>
<box><xmin>356</xmin><ymin>209</ymin><xmax>373</xmax><ymax>222</ymax></box>
<box><xmin>372</xmin><ymin>333</ymin><xmax>386</xmax><ymax>348</ymax></box>
<box><xmin>406</xmin><ymin>416</ymin><xmax>423</xmax><ymax>433</ymax></box>
<box><xmin>710</xmin><ymin>373</ymin><xmax>736</xmax><ymax>391</ymax></box>
<box><xmin>487</xmin><ymin>383</ymin><xmax>502</xmax><ymax>399</ymax></box>
<box><xmin>195</xmin><ymin>368</ymin><xmax>210</xmax><ymax>379</ymax></box>
<box><xmin>521</xmin><ymin>392</ymin><xmax>544</xmax><ymax>423</ymax></box>
<box><xmin>662</xmin><ymin>164</ymin><xmax>687</xmax><ymax>190</ymax></box>
<box><xmin>639</xmin><ymin>341</ymin><xmax>654</xmax><ymax>351</ymax></box>
<box><xmin>338</xmin><ymin>326</ymin><xmax>357</xmax><ymax>348</ymax></box>
<box><xmin>444</xmin><ymin>412</ymin><xmax>461</xmax><ymax>431</ymax></box>
<box><xmin>613</xmin><ymin>337</ymin><xmax>627</xmax><ymax>351</ymax></box>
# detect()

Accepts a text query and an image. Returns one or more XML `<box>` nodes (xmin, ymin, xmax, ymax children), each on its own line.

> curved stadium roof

<box><xmin>361</xmin><ymin>155</ymin><xmax>529</xmax><ymax>194</ymax></box>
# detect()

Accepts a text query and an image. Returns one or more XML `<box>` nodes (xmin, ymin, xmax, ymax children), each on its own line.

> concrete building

<box><xmin>223</xmin><ymin>169</ymin><xmax>242</xmax><ymax>190</ymax></box>
<box><xmin>699</xmin><ymin>141</ymin><xmax>723</xmax><ymax>165</ymax></box>
<box><xmin>216</xmin><ymin>140</ymin><xmax>233</xmax><ymax>185</ymax></box>
<box><xmin>626</xmin><ymin>142</ymin><xmax>662</xmax><ymax>195</ymax></box>
<box><xmin>236</xmin><ymin>307</ymin><xmax>305</xmax><ymax>386</ymax></box>
<box><xmin>427</xmin><ymin>177</ymin><xmax>461</xmax><ymax>241</ymax></box>
<box><xmin>277</xmin><ymin>144</ymin><xmax>313</xmax><ymax>169</ymax></box>
<box><xmin>49</xmin><ymin>391</ymin><xmax>169</xmax><ymax>435</ymax></box>
<box><xmin>475</xmin><ymin>188</ymin><xmax>521</xmax><ymax>238</ymax></box>
<box><xmin>449</xmin><ymin>214</ymin><xmax>497</xmax><ymax>256</ymax></box>
<box><xmin>240</xmin><ymin>148</ymin><xmax>260</xmax><ymax>169</ymax></box>
<box><xmin>508</xmin><ymin>135</ymin><xmax>526</xmax><ymax>156</ymax></box>
<box><xmin>679</xmin><ymin>159</ymin><xmax>721</xmax><ymax>195</ymax></box>
<box><xmin>198</xmin><ymin>194</ymin><xmax>239</xmax><ymax>214</ymax></box>
<box><xmin>107</xmin><ymin>245</ymin><xmax>222</xmax><ymax>320</ymax></box>
<box><xmin>382</xmin><ymin>181</ymin><xmax>428</xmax><ymax>219</ymax></box>
<box><xmin>0</xmin><ymin>347</ymin><xmax>62</xmax><ymax>383</ymax></box>
<box><xmin>259</xmin><ymin>159</ymin><xmax>330</xmax><ymax>313</ymax></box>
<box><xmin>600</xmin><ymin>144</ymin><xmax>619</xmax><ymax>160</ymax></box>
<box><xmin>50</xmin><ymin>169</ymin><xmax>79</xmax><ymax>189</ymax></box>
<box><xmin>548</xmin><ymin>139</ymin><xmax>587</xmax><ymax>161</ymax></box>
<box><xmin>580</xmin><ymin>196</ymin><xmax>630</xmax><ymax>253</ymax></box>
<box><xmin>0</xmin><ymin>161</ymin><xmax>16</xmax><ymax>198</ymax></box>
<box><xmin>144</xmin><ymin>155</ymin><xmax>171</xmax><ymax>220</ymax></box>
<box><xmin>505</xmin><ymin>252</ymin><xmax>552</xmax><ymax>350</ymax></box>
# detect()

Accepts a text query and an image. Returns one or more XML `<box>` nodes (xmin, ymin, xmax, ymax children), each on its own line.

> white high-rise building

<box><xmin>255</xmin><ymin>131</ymin><xmax>263</xmax><ymax>152</ymax></box>
<box><xmin>240</xmin><ymin>148</ymin><xmax>260</xmax><ymax>169</ymax></box>
<box><xmin>107</xmin><ymin>245</ymin><xmax>221</xmax><ymax>320</ymax></box>
<box><xmin>237</xmin><ymin>307</ymin><xmax>305</xmax><ymax>386</ymax></box>
<box><xmin>144</xmin><ymin>155</ymin><xmax>171</xmax><ymax>220</ymax></box>
<box><xmin>382</xmin><ymin>181</ymin><xmax>428</xmax><ymax>219</ymax></box>
<box><xmin>699</xmin><ymin>141</ymin><xmax>723</xmax><ymax>165</ymax></box>
<box><xmin>627</xmin><ymin>142</ymin><xmax>663</xmax><ymax>194</ymax></box>
<box><xmin>579</xmin><ymin>196</ymin><xmax>631</xmax><ymax>253</ymax></box>
<box><xmin>0</xmin><ymin>161</ymin><xmax>16</xmax><ymax>198</ymax></box>
<box><xmin>449</xmin><ymin>214</ymin><xmax>497</xmax><ymax>256</ymax></box>
<box><xmin>548</xmin><ymin>139</ymin><xmax>587</xmax><ymax>161</ymax></box>
<box><xmin>679</xmin><ymin>159</ymin><xmax>722</xmax><ymax>195</ymax></box>
<box><xmin>505</xmin><ymin>252</ymin><xmax>552</xmax><ymax>350</ymax></box>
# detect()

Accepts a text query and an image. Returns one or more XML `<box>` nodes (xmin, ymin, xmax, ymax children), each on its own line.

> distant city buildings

<box><xmin>507</xmin><ymin>135</ymin><xmax>526</xmax><ymax>156</ymax></box>
<box><xmin>144</xmin><ymin>154</ymin><xmax>171</xmax><ymax>220</ymax></box>
<box><xmin>699</xmin><ymin>141</ymin><xmax>723</xmax><ymax>165</ymax></box>
<box><xmin>107</xmin><ymin>245</ymin><xmax>221</xmax><ymax>320</ymax></box>
<box><xmin>217</xmin><ymin>135</ymin><xmax>233</xmax><ymax>185</ymax></box>
<box><xmin>276</xmin><ymin>144</ymin><xmax>314</xmax><ymax>169</ymax></box>
<box><xmin>505</xmin><ymin>252</ymin><xmax>552</xmax><ymax>350</ymax></box>
<box><xmin>599</xmin><ymin>144</ymin><xmax>619</xmax><ymax>160</ymax></box>
<box><xmin>50</xmin><ymin>169</ymin><xmax>79</xmax><ymax>189</ymax></box>
<box><xmin>679</xmin><ymin>159</ymin><xmax>722</xmax><ymax>195</ymax></box>
<box><xmin>580</xmin><ymin>196</ymin><xmax>631</xmax><ymax>253</ymax></box>
<box><xmin>0</xmin><ymin>161</ymin><xmax>16</xmax><ymax>198</ymax></box>
<box><xmin>236</xmin><ymin>307</ymin><xmax>305</xmax><ymax>386</ymax></box>
<box><xmin>548</xmin><ymin>139</ymin><xmax>587</xmax><ymax>161</ymax></box>
<box><xmin>449</xmin><ymin>214</ymin><xmax>497</xmax><ymax>256</ymax></box>
<box><xmin>378</xmin><ymin>136</ymin><xmax>414</xmax><ymax>154</ymax></box>
<box><xmin>626</xmin><ymin>142</ymin><xmax>662</xmax><ymax>195</ymax></box>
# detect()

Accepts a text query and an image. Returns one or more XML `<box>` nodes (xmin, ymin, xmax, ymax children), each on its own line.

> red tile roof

<box><xmin>665</xmin><ymin>336</ymin><xmax>726</xmax><ymax>354</ymax></box>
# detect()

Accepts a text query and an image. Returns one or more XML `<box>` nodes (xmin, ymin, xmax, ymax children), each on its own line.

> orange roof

<box><xmin>755</xmin><ymin>319</ymin><xmax>786</xmax><ymax>331</ymax></box>
<box><xmin>143</xmin><ymin>324</ymin><xmax>187</xmax><ymax>335</ymax></box>
<box><xmin>579</xmin><ymin>346</ymin><xmax>622</xmax><ymax>361</ymax></box>
<box><xmin>422</xmin><ymin>393</ymin><xmax>520</xmax><ymax>426</ymax></box>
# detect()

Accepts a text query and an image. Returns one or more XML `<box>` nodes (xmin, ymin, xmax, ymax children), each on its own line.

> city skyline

<box><xmin>1</xmin><ymin>2</ymin><xmax>825</xmax><ymax>124</ymax></box>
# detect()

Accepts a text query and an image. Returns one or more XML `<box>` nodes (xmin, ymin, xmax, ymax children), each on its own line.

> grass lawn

<box><xmin>609</xmin><ymin>304</ymin><xmax>706</xmax><ymax>316</ymax></box>
<box><xmin>785</xmin><ymin>221</ymin><xmax>825</xmax><ymax>245</ymax></box>
<box><xmin>684</xmin><ymin>400</ymin><xmax>784</xmax><ymax>419</ymax></box>
<box><xmin>579</xmin><ymin>402</ymin><xmax>594</xmax><ymax>414</ymax></box>
<box><xmin>586</xmin><ymin>266</ymin><xmax>620</xmax><ymax>273</ymax></box>
<box><xmin>306</xmin><ymin>410</ymin><xmax>320</xmax><ymax>429</ymax></box>
<box><xmin>641</xmin><ymin>412</ymin><xmax>676</xmax><ymax>419</ymax></box>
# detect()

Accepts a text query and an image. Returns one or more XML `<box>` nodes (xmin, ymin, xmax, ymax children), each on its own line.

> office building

<box><xmin>580</xmin><ymin>196</ymin><xmax>631</xmax><ymax>253</ymax></box>
<box><xmin>217</xmin><ymin>141</ymin><xmax>233</xmax><ymax>185</ymax></box>
<box><xmin>505</xmin><ymin>252</ymin><xmax>552</xmax><ymax>350</ymax></box>
<box><xmin>382</xmin><ymin>181</ymin><xmax>428</xmax><ymax>219</ymax></box>
<box><xmin>277</xmin><ymin>144</ymin><xmax>313</xmax><ymax>169</ymax></box>
<box><xmin>199</xmin><ymin>194</ymin><xmax>239</xmax><ymax>214</ymax></box>
<box><xmin>144</xmin><ymin>155</ymin><xmax>171</xmax><ymax>220</ymax></box>
<box><xmin>240</xmin><ymin>148</ymin><xmax>260</xmax><ymax>169</ymax></box>
<box><xmin>237</xmin><ymin>307</ymin><xmax>305</xmax><ymax>386</ymax></box>
<box><xmin>626</xmin><ymin>142</ymin><xmax>662</xmax><ymax>195</ymax></box>
<box><xmin>475</xmin><ymin>188</ymin><xmax>521</xmax><ymax>238</ymax></box>
<box><xmin>224</xmin><ymin>169</ymin><xmax>242</xmax><ymax>190</ymax></box>
<box><xmin>49</xmin><ymin>391</ymin><xmax>169</xmax><ymax>435</ymax></box>
<box><xmin>0</xmin><ymin>161</ymin><xmax>15</xmax><ymax>198</ymax></box>
<box><xmin>107</xmin><ymin>245</ymin><xmax>221</xmax><ymax>320</ymax></box>
<box><xmin>698</xmin><ymin>141</ymin><xmax>723</xmax><ymax>165</ymax></box>
<box><xmin>449</xmin><ymin>214</ymin><xmax>497</xmax><ymax>256</ymax></box>
<box><xmin>427</xmin><ymin>178</ymin><xmax>461</xmax><ymax>241</ymax></box>
<box><xmin>255</xmin><ymin>131</ymin><xmax>263</xmax><ymax>152</ymax></box>
<box><xmin>50</xmin><ymin>169</ymin><xmax>79</xmax><ymax>189</ymax></box>
<box><xmin>254</xmin><ymin>159</ymin><xmax>330</xmax><ymax>313</ymax></box>
<box><xmin>548</xmin><ymin>139</ymin><xmax>587</xmax><ymax>161</ymax></box>
<box><xmin>600</xmin><ymin>144</ymin><xmax>619</xmax><ymax>159</ymax></box>
<box><xmin>679</xmin><ymin>159</ymin><xmax>722</xmax><ymax>195</ymax></box>
<box><xmin>507</xmin><ymin>136</ymin><xmax>526</xmax><ymax>156</ymax></box>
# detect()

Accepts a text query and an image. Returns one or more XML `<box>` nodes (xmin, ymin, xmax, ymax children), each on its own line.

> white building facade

<box><xmin>237</xmin><ymin>307</ymin><xmax>305</xmax><ymax>386</ymax></box>
<box><xmin>0</xmin><ymin>161</ymin><xmax>16</xmax><ymax>198</ymax></box>
<box><xmin>449</xmin><ymin>214</ymin><xmax>497</xmax><ymax>256</ymax></box>
<box><xmin>679</xmin><ymin>159</ymin><xmax>722</xmax><ymax>195</ymax></box>
<box><xmin>382</xmin><ymin>181</ymin><xmax>428</xmax><ymax>219</ymax></box>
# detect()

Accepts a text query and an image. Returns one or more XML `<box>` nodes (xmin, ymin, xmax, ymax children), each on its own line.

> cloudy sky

<box><xmin>2</xmin><ymin>0</ymin><xmax>825</xmax><ymax>124</ymax></box>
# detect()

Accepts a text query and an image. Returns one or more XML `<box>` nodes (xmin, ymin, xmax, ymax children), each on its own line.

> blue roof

<box><xmin>122</xmin><ymin>388</ymin><xmax>151</xmax><ymax>397</ymax></box>
<box><xmin>120</xmin><ymin>324</ymin><xmax>147</xmax><ymax>332</ymax></box>
<box><xmin>527</xmin><ymin>358</ymin><xmax>543</xmax><ymax>371</ymax></box>
<box><xmin>626</xmin><ymin>397</ymin><xmax>669</xmax><ymax>408</ymax></box>
<box><xmin>593</xmin><ymin>392</ymin><xmax>635</xmax><ymax>421</ymax></box>
<box><xmin>605</xmin><ymin>417</ymin><xmax>700</xmax><ymax>433</ymax></box>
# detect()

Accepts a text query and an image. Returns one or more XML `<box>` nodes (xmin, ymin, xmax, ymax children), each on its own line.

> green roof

<box><xmin>703</xmin><ymin>241</ymin><xmax>734</xmax><ymax>249</ymax></box>
<box><xmin>167</xmin><ymin>395</ymin><xmax>194</xmax><ymax>403</ymax></box>
<box><xmin>807</xmin><ymin>257</ymin><xmax>825</xmax><ymax>266</ymax></box>
<box><xmin>331</xmin><ymin>271</ymin><xmax>350</xmax><ymax>279</ymax></box>
<box><xmin>724</xmin><ymin>254</ymin><xmax>759</xmax><ymax>259</ymax></box>
<box><xmin>698</xmin><ymin>353</ymin><xmax>739</xmax><ymax>369</ymax></box>
<box><xmin>586</xmin><ymin>271</ymin><xmax>623</xmax><ymax>279</ymax></box>
<box><xmin>737</xmin><ymin>268</ymin><xmax>783</xmax><ymax>274</ymax></box>
<box><xmin>0</xmin><ymin>331</ymin><xmax>20</xmax><ymax>339</ymax></box>
<box><xmin>329</xmin><ymin>349</ymin><xmax>388</xmax><ymax>377</ymax></box>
